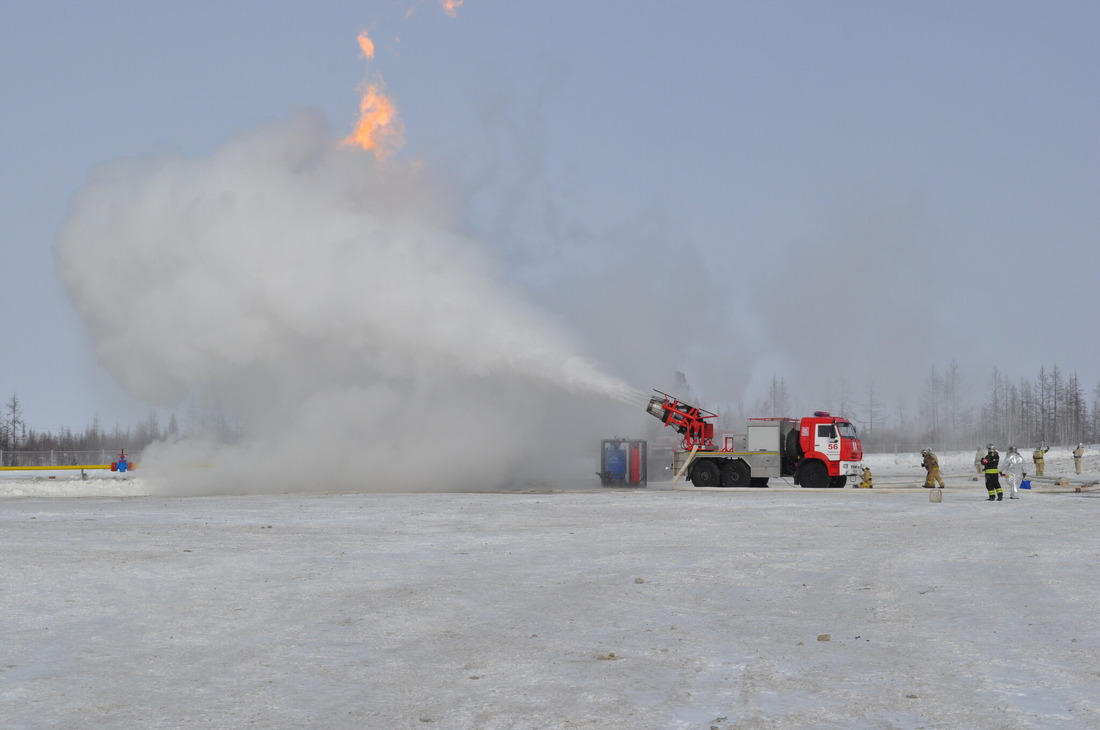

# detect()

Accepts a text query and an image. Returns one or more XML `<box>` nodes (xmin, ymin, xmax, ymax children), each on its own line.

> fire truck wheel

<box><xmin>798</xmin><ymin>461</ymin><xmax>829</xmax><ymax>489</ymax></box>
<box><xmin>719</xmin><ymin>460</ymin><xmax>751</xmax><ymax>487</ymax></box>
<box><xmin>690</xmin><ymin>460</ymin><xmax>720</xmax><ymax>487</ymax></box>
<box><xmin>830</xmin><ymin>476</ymin><xmax>848</xmax><ymax>488</ymax></box>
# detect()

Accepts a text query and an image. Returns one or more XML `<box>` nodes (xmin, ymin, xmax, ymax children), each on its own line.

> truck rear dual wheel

<box><xmin>690</xmin><ymin>460</ymin><xmax>720</xmax><ymax>487</ymax></box>
<box><xmin>719</xmin><ymin>460</ymin><xmax>751</xmax><ymax>488</ymax></box>
<box><xmin>687</xmin><ymin>460</ymin><xmax>781</xmax><ymax>488</ymax></box>
<box><xmin>690</xmin><ymin>460</ymin><xmax>758</xmax><ymax>488</ymax></box>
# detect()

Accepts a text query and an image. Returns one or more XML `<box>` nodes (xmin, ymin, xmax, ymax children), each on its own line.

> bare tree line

<box><xmin>4</xmin><ymin>363</ymin><xmax>1097</xmax><ymax>461</ymax></box>
<box><xmin>716</xmin><ymin>362</ymin><xmax>1098</xmax><ymax>453</ymax></box>
<box><xmin>0</xmin><ymin>391</ymin><xmax>241</xmax><ymax>465</ymax></box>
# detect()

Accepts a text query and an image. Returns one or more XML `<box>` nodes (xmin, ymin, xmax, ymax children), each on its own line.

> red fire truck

<box><xmin>645</xmin><ymin>391</ymin><xmax>863</xmax><ymax>488</ymax></box>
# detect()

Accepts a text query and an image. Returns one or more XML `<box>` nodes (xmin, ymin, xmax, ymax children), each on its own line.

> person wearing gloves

<box><xmin>981</xmin><ymin>444</ymin><xmax>1003</xmax><ymax>501</ymax></box>
<box><xmin>1000</xmin><ymin>445</ymin><xmax>1026</xmax><ymax>499</ymax></box>
<box><xmin>1033</xmin><ymin>445</ymin><xmax>1050</xmax><ymax>476</ymax></box>
<box><xmin>859</xmin><ymin>465</ymin><xmax>874</xmax><ymax>489</ymax></box>
<box><xmin>920</xmin><ymin>448</ymin><xmax>946</xmax><ymax>488</ymax></box>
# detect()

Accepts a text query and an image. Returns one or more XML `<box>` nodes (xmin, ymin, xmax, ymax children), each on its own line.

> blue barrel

<box><xmin>604</xmin><ymin>445</ymin><xmax>627</xmax><ymax>481</ymax></box>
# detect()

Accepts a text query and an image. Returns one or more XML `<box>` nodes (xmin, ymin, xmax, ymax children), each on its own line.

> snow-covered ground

<box><xmin>3</xmin><ymin>449</ymin><xmax>1098</xmax><ymax>729</ymax></box>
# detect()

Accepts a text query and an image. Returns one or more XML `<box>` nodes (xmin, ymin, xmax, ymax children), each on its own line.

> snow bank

<box><xmin>0</xmin><ymin>473</ymin><xmax>148</xmax><ymax>498</ymax></box>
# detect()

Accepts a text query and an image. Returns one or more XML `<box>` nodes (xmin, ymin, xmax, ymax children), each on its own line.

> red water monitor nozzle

<box><xmin>645</xmin><ymin>390</ymin><xmax>716</xmax><ymax>450</ymax></box>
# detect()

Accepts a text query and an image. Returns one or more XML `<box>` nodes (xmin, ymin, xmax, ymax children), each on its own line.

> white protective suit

<box><xmin>1001</xmin><ymin>449</ymin><xmax>1026</xmax><ymax>498</ymax></box>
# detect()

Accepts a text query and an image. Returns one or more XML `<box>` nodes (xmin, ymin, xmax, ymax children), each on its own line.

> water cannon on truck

<box><xmin>645</xmin><ymin>391</ymin><xmax>863</xmax><ymax>488</ymax></box>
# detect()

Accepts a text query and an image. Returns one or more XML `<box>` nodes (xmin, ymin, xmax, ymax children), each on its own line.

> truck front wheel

<box><xmin>690</xmin><ymin>460</ymin><xmax>720</xmax><ymax>487</ymax></box>
<box><xmin>797</xmin><ymin>461</ymin><xmax>829</xmax><ymax>489</ymax></box>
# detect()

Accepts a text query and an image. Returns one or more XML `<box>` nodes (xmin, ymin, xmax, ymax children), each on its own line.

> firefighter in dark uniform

<box><xmin>982</xmin><ymin>444</ymin><xmax>1002</xmax><ymax>501</ymax></box>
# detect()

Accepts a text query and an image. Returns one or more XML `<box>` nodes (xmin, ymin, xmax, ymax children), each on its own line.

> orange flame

<box><xmin>441</xmin><ymin>0</ymin><xmax>463</xmax><ymax>18</ymax></box>
<box><xmin>342</xmin><ymin>32</ymin><xmax>404</xmax><ymax>159</ymax></box>
<box><xmin>355</xmin><ymin>32</ymin><xmax>375</xmax><ymax>59</ymax></box>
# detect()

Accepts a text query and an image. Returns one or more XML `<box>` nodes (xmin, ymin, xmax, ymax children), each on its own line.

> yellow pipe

<box><xmin>0</xmin><ymin>464</ymin><xmax>136</xmax><ymax>471</ymax></box>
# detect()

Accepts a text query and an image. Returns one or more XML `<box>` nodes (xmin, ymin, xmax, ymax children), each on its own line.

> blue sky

<box><xmin>2</xmin><ymin>1</ymin><xmax>1098</xmax><ymax>434</ymax></box>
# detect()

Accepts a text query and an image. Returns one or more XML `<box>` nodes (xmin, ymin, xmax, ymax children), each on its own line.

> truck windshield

<box><xmin>837</xmin><ymin>422</ymin><xmax>859</xmax><ymax>440</ymax></box>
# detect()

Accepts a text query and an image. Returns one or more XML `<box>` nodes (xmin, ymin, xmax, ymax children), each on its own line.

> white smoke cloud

<box><xmin>54</xmin><ymin>110</ymin><xmax>644</xmax><ymax>494</ymax></box>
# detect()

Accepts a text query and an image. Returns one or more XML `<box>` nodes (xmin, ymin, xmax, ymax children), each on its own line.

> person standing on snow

<box><xmin>1000</xmin><ymin>445</ymin><xmax>1026</xmax><ymax>499</ymax></box>
<box><xmin>974</xmin><ymin>447</ymin><xmax>985</xmax><ymax>481</ymax></box>
<box><xmin>1073</xmin><ymin>443</ymin><xmax>1085</xmax><ymax>475</ymax></box>
<box><xmin>920</xmin><ymin>449</ymin><xmax>946</xmax><ymax>488</ymax></box>
<box><xmin>1032</xmin><ymin>445</ymin><xmax>1050</xmax><ymax>476</ymax></box>
<box><xmin>982</xmin><ymin>444</ymin><xmax>1003</xmax><ymax>501</ymax></box>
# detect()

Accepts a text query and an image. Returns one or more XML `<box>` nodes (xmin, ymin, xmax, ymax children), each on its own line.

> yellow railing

<box><xmin>0</xmin><ymin>464</ymin><xmax>136</xmax><ymax>471</ymax></box>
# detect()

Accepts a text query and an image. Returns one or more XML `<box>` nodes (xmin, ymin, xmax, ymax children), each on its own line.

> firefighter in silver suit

<box><xmin>1001</xmin><ymin>445</ymin><xmax>1026</xmax><ymax>499</ymax></box>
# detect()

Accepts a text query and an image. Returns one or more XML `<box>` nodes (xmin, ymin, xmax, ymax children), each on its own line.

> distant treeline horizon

<box><xmin>668</xmin><ymin>362</ymin><xmax>1099</xmax><ymax>452</ymax></box>
<box><xmin>0</xmin><ymin>390</ymin><xmax>240</xmax><ymax>460</ymax></box>
<box><xmin>3</xmin><ymin>362</ymin><xmax>1099</xmax><ymax>458</ymax></box>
